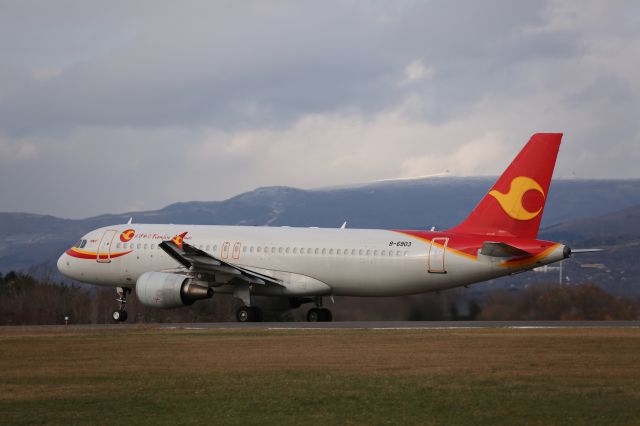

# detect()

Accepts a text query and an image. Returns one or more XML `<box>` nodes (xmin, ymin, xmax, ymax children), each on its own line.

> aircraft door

<box><xmin>232</xmin><ymin>242</ymin><xmax>241</xmax><ymax>259</ymax></box>
<box><xmin>221</xmin><ymin>242</ymin><xmax>230</xmax><ymax>259</ymax></box>
<box><xmin>97</xmin><ymin>230</ymin><xmax>117</xmax><ymax>263</ymax></box>
<box><xmin>428</xmin><ymin>237</ymin><xmax>448</xmax><ymax>273</ymax></box>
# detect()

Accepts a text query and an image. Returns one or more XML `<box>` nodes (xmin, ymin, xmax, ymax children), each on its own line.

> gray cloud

<box><xmin>0</xmin><ymin>0</ymin><xmax>638</xmax><ymax>218</ymax></box>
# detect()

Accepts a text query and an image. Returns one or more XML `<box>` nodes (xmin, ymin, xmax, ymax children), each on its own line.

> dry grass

<box><xmin>1</xmin><ymin>326</ymin><xmax>639</xmax><ymax>425</ymax></box>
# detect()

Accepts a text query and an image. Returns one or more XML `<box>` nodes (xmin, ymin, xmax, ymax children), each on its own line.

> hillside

<box><xmin>1</xmin><ymin>178</ymin><xmax>640</xmax><ymax>289</ymax></box>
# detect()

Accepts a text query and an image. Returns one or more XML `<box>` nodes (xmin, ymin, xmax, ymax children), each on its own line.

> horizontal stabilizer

<box><xmin>481</xmin><ymin>241</ymin><xmax>532</xmax><ymax>258</ymax></box>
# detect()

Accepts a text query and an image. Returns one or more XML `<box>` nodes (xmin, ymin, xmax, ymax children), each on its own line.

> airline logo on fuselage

<box><xmin>489</xmin><ymin>176</ymin><xmax>545</xmax><ymax>221</ymax></box>
<box><xmin>120</xmin><ymin>229</ymin><xmax>136</xmax><ymax>242</ymax></box>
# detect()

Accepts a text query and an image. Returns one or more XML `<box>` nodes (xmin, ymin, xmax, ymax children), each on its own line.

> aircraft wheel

<box><xmin>320</xmin><ymin>308</ymin><xmax>333</xmax><ymax>322</ymax></box>
<box><xmin>250</xmin><ymin>306</ymin><xmax>263</xmax><ymax>322</ymax></box>
<box><xmin>112</xmin><ymin>310</ymin><xmax>128</xmax><ymax>322</ymax></box>
<box><xmin>237</xmin><ymin>306</ymin><xmax>251</xmax><ymax>322</ymax></box>
<box><xmin>307</xmin><ymin>308</ymin><xmax>321</xmax><ymax>322</ymax></box>
<box><xmin>236</xmin><ymin>306</ymin><xmax>263</xmax><ymax>322</ymax></box>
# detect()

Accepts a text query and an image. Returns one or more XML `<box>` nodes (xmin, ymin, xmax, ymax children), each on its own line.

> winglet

<box><xmin>171</xmin><ymin>232</ymin><xmax>188</xmax><ymax>249</ymax></box>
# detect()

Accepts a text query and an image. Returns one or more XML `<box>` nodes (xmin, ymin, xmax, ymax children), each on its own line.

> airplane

<box><xmin>57</xmin><ymin>132</ymin><xmax>587</xmax><ymax>322</ymax></box>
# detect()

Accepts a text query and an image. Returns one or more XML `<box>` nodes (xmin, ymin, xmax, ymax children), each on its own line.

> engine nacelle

<box><xmin>136</xmin><ymin>272</ymin><xmax>213</xmax><ymax>309</ymax></box>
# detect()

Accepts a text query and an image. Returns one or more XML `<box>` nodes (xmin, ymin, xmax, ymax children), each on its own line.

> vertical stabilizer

<box><xmin>450</xmin><ymin>133</ymin><xmax>562</xmax><ymax>238</ymax></box>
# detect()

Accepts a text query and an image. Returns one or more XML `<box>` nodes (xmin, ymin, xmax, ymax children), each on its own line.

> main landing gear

<box><xmin>306</xmin><ymin>297</ymin><xmax>332</xmax><ymax>322</ymax></box>
<box><xmin>112</xmin><ymin>287</ymin><xmax>131</xmax><ymax>322</ymax></box>
<box><xmin>236</xmin><ymin>305</ymin><xmax>263</xmax><ymax>322</ymax></box>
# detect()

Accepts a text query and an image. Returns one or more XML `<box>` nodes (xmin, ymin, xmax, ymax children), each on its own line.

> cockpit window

<box><xmin>74</xmin><ymin>239</ymin><xmax>87</xmax><ymax>248</ymax></box>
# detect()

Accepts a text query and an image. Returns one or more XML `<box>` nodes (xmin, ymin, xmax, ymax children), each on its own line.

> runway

<box><xmin>159</xmin><ymin>320</ymin><xmax>640</xmax><ymax>329</ymax></box>
<box><xmin>7</xmin><ymin>320</ymin><xmax>637</xmax><ymax>331</ymax></box>
<box><xmin>3</xmin><ymin>321</ymin><xmax>639</xmax><ymax>332</ymax></box>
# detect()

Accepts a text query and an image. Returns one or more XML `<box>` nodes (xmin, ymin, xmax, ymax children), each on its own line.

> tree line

<box><xmin>1</xmin><ymin>271</ymin><xmax>639</xmax><ymax>324</ymax></box>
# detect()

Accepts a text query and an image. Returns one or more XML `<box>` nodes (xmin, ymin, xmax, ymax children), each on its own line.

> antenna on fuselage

<box><xmin>127</xmin><ymin>217</ymin><xmax>133</xmax><ymax>224</ymax></box>
<box><xmin>340</xmin><ymin>221</ymin><xmax>347</xmax><ymax>229</ymax></box>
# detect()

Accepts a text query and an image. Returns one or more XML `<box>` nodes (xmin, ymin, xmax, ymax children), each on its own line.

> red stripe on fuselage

<box><xmin>66</xmin><ymin>248</ymin><xmax>132</xmax><ymax>260</ymax></box>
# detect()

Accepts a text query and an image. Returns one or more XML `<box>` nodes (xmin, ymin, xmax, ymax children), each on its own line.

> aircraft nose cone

<box><xmin>57</xmin><ymin>253</ymin><xmax>69</xmax><ymax>276</ymax></box>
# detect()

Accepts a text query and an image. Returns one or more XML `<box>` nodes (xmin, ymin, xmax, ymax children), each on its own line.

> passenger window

<box><xmin>351</xmin><ymin>249</ymin><xmax>356</xmax><ymax>255</ymax></box>
<box><xmin>286</xmin><ymin>247</ymin><xmax>290</xmax><ymax>254</ymax></box>
<box><xmin>381</xmin><ymin>250</ymin><xmax>386</xmax><ymax>256</ymax></box>
<box><xmin>116</xmin><ymin>243</ymin><xmax>121</xmax><ymax>249</ymax></box>
<box><xmin>366</xmin><ymin>250</ymin><xmax>371</xmax><ymax>256</ymax></box>
<box><xmin>336</xmin><ymin>249</ymin><xmax>341</xmax><ymax>255</ymax></box>
<box><xmin>359</xmin><ymin>249</ymin><xmax>363</xmax><ymax>256</ymax></box>
<box><xmin>243</xmin><ymin>246</ymin><xmax>247</xmax><ymax>253</ymax></box>
<box><xmin>151</xmin><ymin>244</ymin><xmax>155</xmax><ymax>250</ymax></box>
<box><xmin>250</xmin><ymin>246</ymin><xmax>254</xmax><ymax>253</ymax></box>
<box><xmin>315</xmin><ymin>248</ymin><xmax>319</xmax><ymax>255</ymax></box>
<box><xmin>307</xmin><ymin>248</ymin><xmax>312</xmax><ymax>254</ymax></box>
<box><xmin>396</xmin><ymin>251</ymin><xmax>401</xmax><ymax>256</ymax></box>
<box><xmin>206</xmin><ymin>245</ymin><xmax>210</xmax><ymax>251</ymax></box>
<box><xmin>389</xmin><ymin>250</ymin><xmax>393</xmax><ymax>256</ymax></box>
<box><xmin>264</xmin><ymin>246</ymin><xmax>268</xmax><ymax>253</ymax></box>
<box><xmin>293</xmin><ymin>248</ymin><xmax>297</xmax><ymax>254</ymax></box>
<box><xmin>272</xmin><ymin>247</ymin><xmax>276</xmax><ymax>254</ymax></box>
<box><xmin>257</xmin><ymin>247</ymin><xmax>262</xmax><ymax>253</ymax></box>
<box><xmin>279</xmin><ymin>247</ymin><xmax>283</xmax><ymax>254</ymax></box>
<box><xmin>404</xmin><ymin>251</ymin><xmax>409</xmax><ymax>256</ymax></box>
<box><xmin>144</xmin><ymin>244</ymin><xmax>148</xmax><ymax>249</ymax></box>
<box><xmin>213</xmin><ymin>245</ymin><xmax>218</xmax><ymax>251</ymax></box>
<box><xmin>137</xmin><ymin>244</ymin><xmax>141</xmax><ymax>249</ymax></box>
<box><xmin>329</xmin><ymin>249</ymin><xmax>334</xmax><ymax>255</ymax></box>
<box><xmin>322</xmin><ymin>248</ymin><xmax>326</xmax><ymax>255</ymax></box>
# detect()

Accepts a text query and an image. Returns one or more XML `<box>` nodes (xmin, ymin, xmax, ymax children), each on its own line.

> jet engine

<box><xmin>136</xmin><ymin>271</ymin><xmax>213</xmax><ymax>309</ymax></box>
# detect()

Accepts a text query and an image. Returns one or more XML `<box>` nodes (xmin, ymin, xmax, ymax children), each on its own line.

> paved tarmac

<box><xmin>159</xmin><ymin>320</ymin><xmax>640</xmax><ymax>329</ymax></box>
<box><xmin>4</xmin><ymin>321</ymin><xmax>640</xmax><ymax>331</ymax></box>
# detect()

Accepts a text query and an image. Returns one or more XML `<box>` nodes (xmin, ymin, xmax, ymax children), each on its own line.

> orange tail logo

<box><xmin>171</xmin><ymin>232</ymin><xmax>188</xmax><ymax>249</ymax></box>
<box><xmin>489</xmin><ymin>176</ymin><xmax>545</xmax><ymax>221</ymax></box>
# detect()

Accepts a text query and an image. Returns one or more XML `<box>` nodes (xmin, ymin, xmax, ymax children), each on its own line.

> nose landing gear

<box><xmin>112</xmin><ymin>287</ymin><xmax>131</xmax><ymax>322</ymax></box>
<box><xmin>306</xmin><ymin>297</ymin><xmax>333</xmax><ymax>322</ymax></box>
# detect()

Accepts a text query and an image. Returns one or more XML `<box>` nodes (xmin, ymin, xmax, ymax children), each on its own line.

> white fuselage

<box><xmin>57</xmin><ymin>223</ymin><xmax>566</xmax><ymax>297</ymax></box>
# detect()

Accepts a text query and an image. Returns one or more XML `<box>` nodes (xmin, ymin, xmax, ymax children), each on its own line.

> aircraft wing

<box><xmin>159</xmin><ymin>238</ymin><xmax>283</xmax><ymax>287</ymax></box>
<box><xmin>480</xmin><ymin>241</ymin><xmax>532</xmax><ymax>258</ymax></box>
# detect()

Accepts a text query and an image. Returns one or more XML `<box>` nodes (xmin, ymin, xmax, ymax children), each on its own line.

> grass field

<box><xmin>1</xmin><ymin>326</ymin><xmax>639</xmax><ymax>425</ymax></box>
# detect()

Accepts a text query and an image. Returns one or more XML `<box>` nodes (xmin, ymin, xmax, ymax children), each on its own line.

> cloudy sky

<box><xmin>1</xmin><ymin>0</ymin><xmax>639</xmax><ymax>218</ymax></box>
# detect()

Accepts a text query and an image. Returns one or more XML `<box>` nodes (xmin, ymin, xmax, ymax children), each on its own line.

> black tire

<box><xmin>112</xmin><ymin>310</ymin><xmax>127</xmax><ymax>322</ymax></box>
<box><xmin>236</xmin><ymin>306</ymin><xmax>252</xmax><ymax>322</ymax></box>
<box><xmin>320</xmin><ymin>308</ymin><xmax>333</xmax><ymax>322</ymax></box>
<box><xmin>250</xmin><ymin>306</ymin><xmax>263</xmax><ymax>322</ymax></box>
<box><xmin>307</xmin><ymin>308</ymin><xmax>320</xmax><ymax>322</ymax></box>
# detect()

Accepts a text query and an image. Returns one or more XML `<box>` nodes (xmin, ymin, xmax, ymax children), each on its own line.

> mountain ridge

<box><xmin>2</xmin><ymin>177</ymin><xmax>640</xmax><ymax>279</ymax></box>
